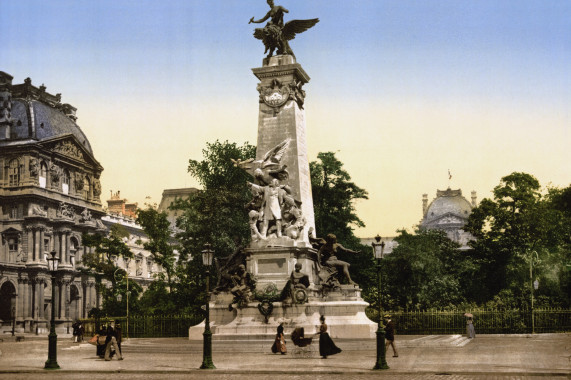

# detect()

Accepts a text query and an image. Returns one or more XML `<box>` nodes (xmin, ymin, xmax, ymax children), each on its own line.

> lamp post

<box><xmin>529</xmin><ymin>251</ymin><xmax>539</xmax><ymax>334</ymax></box>
<box><xmin>200</xmin><ymin>243</ymin><xmax>215</xmax><ymax>369</ymax></box>
<box><xmin>372</xmin><ymin>235</ymin><xmax>389</xmax><ymax>370</ymax></box>
<box><xmin>45</xmin><ymin>250</ymin><xmax>60</xmax><ymax>370</ymax></box>
<box><xmin>124</xmin><ymin>258</ymin><xmax>130</xmax><ymax>339</ymax></box>
<box><xmin>11</xmin><ymin>304</ymin><xmax>15</xmax><ymax>337</ymax></box>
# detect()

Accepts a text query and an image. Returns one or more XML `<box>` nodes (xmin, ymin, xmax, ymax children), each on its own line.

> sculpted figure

<box><xmin>215</xmin><ymin>242</ymin><xmax>247</xmax><ymax>292</ymax></box>
<box><xmin>317</xmin><ymin>233</ymin><xmax>360</xmax><ymax>287</ymax></box>
<box><xmin>249</xmin><ymin>0</ymin><xmax>319</xmax><ymax>59</ymax></box>
<box><xmin>229</xmin><ymin>264</ymin><xmax>257</xmax><ymax>309</ymax></box>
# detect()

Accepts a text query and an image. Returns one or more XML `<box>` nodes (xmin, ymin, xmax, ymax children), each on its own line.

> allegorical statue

<box><xmin>317</xmin><ymin>233</ymin><xmax>361</xmax><ymax>288</ymax></box>
<box><xmin>249</xmin><ymin>0</ymin><xmax>319</xmax><ymax>59</ymax></box>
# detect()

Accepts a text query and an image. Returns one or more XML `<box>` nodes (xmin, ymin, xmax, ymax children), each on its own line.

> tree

<box><xmin>310</xmin><ymin>152</ymin><xmax>369</xmax><ymax>245</ymax></box>
<box><xmin>81</xmin><ymin>225</ymin><xmax>135</xmax><ymax>316</ymax></box>
<box><xmin>465</xmin><ymin>172</ymin><xmax>570</xmax><ymax>307</ymax></box>
<box><xmin>381</xmin><ymin>229</ymin><xmax>472</xmax><ymax>310</ymax></box>
<box><xmin>136</xmin><ymin>205</ymin><xmax>179</xmax><ymax>292</ymax></box>
<box><xmin>172</xmin><ymin>140</ymin><xmax>256</xmax><ymax>260</ymax></box>
<box><xmin>309</xmin><ymin>151</ymin><xmax>374</xmax><ymax>288</ymax></box>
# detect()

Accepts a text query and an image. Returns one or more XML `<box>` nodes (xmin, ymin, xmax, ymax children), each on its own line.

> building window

<box><xmin>10</xmin><ymin>204</ymin><xmax>18</xmax><ymax>219</ymax></box>
<box><xmin>8</xmin><ymin>237</ymin><xmax>18</xmax><ymax>252</ymax></box>
<box><xmin>8</xmin><ymin>159</ymin><xmax>20</xmax><ymax>186</ymax></box>
<box><xmin>39</xmin><ymin>162</ymin><xmax>48</xmax><ymax>188</ymax></box>
<box><xmin>83</xmin><ymin>177</ymin><xmax>90</xmax><ymax>199</ymax></box>
<box><xmin>62</xmin><ymin>169</ymin><xmax>70</xmax><ymax>194</ymax></box>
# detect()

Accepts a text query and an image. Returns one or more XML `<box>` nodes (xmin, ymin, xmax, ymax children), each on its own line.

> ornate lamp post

<box><xmin>529</xmin><ymin>251</ymin><xmax>539</xmax><ymax>334</ymax></box>
<box><xmin>372</xmin><ymin>235</ymin><xmax>389</xmax><ymax>370</ymax></box>
<box><xmin>200</xmin><ymin>243</ymin><xmax>215</xmax><ymax>369</ymax></box>
<box><xmin>45</xmin><ymin>250</ymin><xmax>60</xmax><ymax>370</ymax></box>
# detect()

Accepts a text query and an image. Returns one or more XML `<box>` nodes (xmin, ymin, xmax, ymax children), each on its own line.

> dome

<box><xmin>423</xmin><ymin>188</ymin><xmax>472</xmax><ymax>223</ymax></box>
<box><xmin>11</xmin><ymin>99</ymin><xmax>94</xmax><ymax>154</ymax></box>
<box><xmin>0</xmin><ymin>75</ymin><xmax>94</xmax><ymax>156</ymax></box>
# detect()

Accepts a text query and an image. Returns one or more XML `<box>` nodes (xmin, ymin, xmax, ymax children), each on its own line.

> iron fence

<box><xmin>367</xmin><ymin>308</ymin><xmax>571</xmax><ymax>335</ymax></box>
<box><xmin>80</xmin><ymin>314</ymin><xmax>203</xmax><ymax>338</ymax></box>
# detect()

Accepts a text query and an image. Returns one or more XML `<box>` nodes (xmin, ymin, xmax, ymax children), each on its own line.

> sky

<box><xmin>2</xmin><ymin>0</ymin><xmax>570</xmax><ymax>238</ymax></box>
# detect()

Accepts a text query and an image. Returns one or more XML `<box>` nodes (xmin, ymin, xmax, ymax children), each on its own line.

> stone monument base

<box><xmin>189</xmin><ymin>288</ymin><xmax>377</xmax><ymax>341</ymax></box>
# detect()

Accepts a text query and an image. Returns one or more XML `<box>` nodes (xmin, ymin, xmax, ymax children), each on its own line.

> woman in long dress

<box><xmin>271</xmin><ymin>323</ymin><xmax>287</xmax><ymax>354</ymax></box>
<box><xmin>318</xmin><ymin>315</ymin><xmax>341</xmax><ymax>359</ymax></box>
<box><xmin>466</xmin><ymin>316</ymin><xmax>476</xmax><ymax>339</ymax></box>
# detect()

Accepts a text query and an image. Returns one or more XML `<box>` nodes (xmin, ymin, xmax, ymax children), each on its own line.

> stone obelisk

<box><xmin>251</xmin><ymin>55</ymin><xmax>315</xmax><ymax>242</ymax></box>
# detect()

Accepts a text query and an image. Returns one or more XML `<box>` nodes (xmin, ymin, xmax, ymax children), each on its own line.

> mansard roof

<box><xmin>5</xmin><ymin>77</ymin><xmax>94</xmax><ymax>156</ymax></box>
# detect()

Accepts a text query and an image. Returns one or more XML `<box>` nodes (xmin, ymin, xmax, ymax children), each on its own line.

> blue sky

<box><xmin>2</xmin><ymin>1</ymin><xmax>570</xmax><ymax>236</ymax></box>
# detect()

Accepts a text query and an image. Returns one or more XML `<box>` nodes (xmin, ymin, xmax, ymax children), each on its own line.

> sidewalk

<box><xmin>0</xmin><ymin>333</ymin><xmax>569</xmax><ymax>376</ymax></box>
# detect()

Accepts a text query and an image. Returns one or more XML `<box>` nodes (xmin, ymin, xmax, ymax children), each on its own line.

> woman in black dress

<box><xmin>318</xmin><ymin>315</ymin><xmax>341</xmax><ymax>359</ymax></box>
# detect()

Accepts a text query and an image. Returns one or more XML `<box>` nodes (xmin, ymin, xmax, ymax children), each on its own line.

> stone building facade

<box><xmin>420</xmin><ymin>187</ymin><xmax>477</xmax><ymax>249</ymax></box>
<box><xmin>0</xmin><ymin>72</ymin><xmax>105</xmax><ymax>334</ymax></box>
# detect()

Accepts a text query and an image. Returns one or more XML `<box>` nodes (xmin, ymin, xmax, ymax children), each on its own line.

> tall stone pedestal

<box><xmin>189</xmin><ymin>55</ymin><xmax>376</xmax><ymax>340</ymax></box>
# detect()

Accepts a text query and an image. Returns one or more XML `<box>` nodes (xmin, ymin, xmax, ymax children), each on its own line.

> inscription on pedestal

<box><xmin>258</xmin><ymin>258</ymin><xmax>287</xmax><ymax>274</ymax></box>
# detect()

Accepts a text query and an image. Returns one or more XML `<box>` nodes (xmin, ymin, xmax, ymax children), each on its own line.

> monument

<box><xmin>190</xmin><ymin>1</ymin><xmax>376</xmax><ymax>341</ymax></box>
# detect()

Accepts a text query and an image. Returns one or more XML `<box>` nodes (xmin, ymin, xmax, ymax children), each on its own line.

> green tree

<box><xmin>309</xmin><ymin>151</ymin><xmax>373</xmax><ymax>288</ymax></box>
<box><xmin>465</xmin><ymin>172</ymin><xmax>570</xmax><ymax>307</ymax></box>
<box><xmin>136</xmin><ymin>205</ymin><xmax>179</xmax><ymax>292</ymax></box>
<box><xmin>381</xmin><ymin>229</ymin><xmax>471</xmax><ymax>310</ymax></box>
<box><xmin>81</xmin><ymin>225</ymin><xmax>135</xmax><ymax>316</ymax></box>
<box><xmin>173</xmin><ymin>140</ymin><xmax>256</xmax><ymax>259</ymax></box>
<box><xmin>310</xmin><ymin>152</ymin><xmax>368</xmax><ymax>245</ymax></box>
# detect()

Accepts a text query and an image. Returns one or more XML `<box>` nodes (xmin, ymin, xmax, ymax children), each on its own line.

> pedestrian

<box><xmin>77</xmin><ymin>322</ymin><xmax>84</xmax><ymax>343</ymax></box>
<box><xmin>104</xmin><ymin>324</ymin><xmax>123</xmax><ymax>361</ymax></box>
<box><xmin>114</xmin><ymin>321</ymin><xmax>123</xmax><ymax>357</ymax></box>
<box><xmin>465</xmin><ymin>314</ymin><xmax>476</xmax><ymax>339</ymax></box>
<box><xmin>96</xmin><ymin>326</ymin><xmax>107</xmax><ymax>358</ymax></box>
<box><xmin>271</xmin><ymin>323</ymin><xmax>287</xmax><ymax>354</ymax></box>
<box><xmin>72</xmin><ymin>321</ymin><xmax>80</xmax><ymax>343</ymax></box>
<box><xmin>384</xmin><ymin>314</ymin><xmax>398</xmax><ymax>357</ymax></box>
<box><xmin>317</xmin><ymin>315</ymin><xmax>341</xmax><ymax>359</ymax></box>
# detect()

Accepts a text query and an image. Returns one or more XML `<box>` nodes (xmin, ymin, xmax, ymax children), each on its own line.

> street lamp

<box><xmin>200</xmin><ymin>243</ymin><xmax>215</xmax><ymax>369</ymax></box>
<box><xmin>45</xmin><ymin>250</ymin><xmax>60</xmax><ymax>370</ymax></box>
<box><xmin>372</xmin><ymin>235</ymin><xmax>389</xmax><ymax>370</ymax></box>
<box><xmin>529</xmin><ymin>251</ymin><xmax>540</xmax><ymax>334</ymax></box>
<box><xmin>123</xmin><ymin>258</ymin><xmax>131</xmax><ymax>339</ymax></box>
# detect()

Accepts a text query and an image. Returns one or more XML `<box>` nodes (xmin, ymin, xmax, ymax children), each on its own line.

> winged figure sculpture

<box><xmin>249</xmin><ymin>1</ymin><xmax>319</xmax><ymax>59</ymax></box>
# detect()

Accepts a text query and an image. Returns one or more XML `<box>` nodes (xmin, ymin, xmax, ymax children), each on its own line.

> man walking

<box><xmin>384</xmin><ymin>314</ymin><xmax>398</xmax><ymax>357</ymax></box>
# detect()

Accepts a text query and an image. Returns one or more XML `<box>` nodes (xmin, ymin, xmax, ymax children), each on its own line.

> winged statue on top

<box><xmin>249</xmin><ymin>0</ymin><xmax>319</xmax><ymax>59</ymax></box>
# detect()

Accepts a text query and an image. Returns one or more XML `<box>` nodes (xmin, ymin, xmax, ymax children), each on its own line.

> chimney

<box><xmin>0</xmin><ymin>71</ymin><xmax>14</xmax><ymax>140</ymax></box>
<box><xmin>422</xmin><ymin>193</ymin><xmax>428</xmax><ymax>215</ymax></box>
<box><xmin>471</xmin><ymin>191</ymin><xmax>477</xmax><ymax>207</ymax></box>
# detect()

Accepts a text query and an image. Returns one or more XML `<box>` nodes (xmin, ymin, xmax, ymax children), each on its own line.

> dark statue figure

<box><xmin>316</xmin><ymin>233</ymin><xmax>360</xmax><ymax>289</ymax></box>
<box><xmin>249</xmin><ymin>0</ymin><xmax>319</xmax><ymax>59</ymax></box>
<box><xmin>214</xmin><ymin>242</ymin><xmax>247</xmax><ymax>293</ymax></box>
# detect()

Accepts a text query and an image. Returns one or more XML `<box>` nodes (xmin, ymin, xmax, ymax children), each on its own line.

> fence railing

<box><xmin>80</xmin><ymin>314</ymin><xmax>203</xmax><ymax>338</ymax></box>
<box><xmin>80</xmin><ymin>308</ymin><xmax>571</xmax><ymax>338</ymax></box>
<box><xmin>367</xmin><ymin>308</ymin><xmax>571</xmax><ymax>335</ymax></box>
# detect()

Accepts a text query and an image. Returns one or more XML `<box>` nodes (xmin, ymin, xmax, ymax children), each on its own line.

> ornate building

<box><xmin>420</xmin><ymin>187</ymin><xmax>477</xmax><ymax>249</ymax></box>
<box><xmin>0</xmin><ymin>72</ymin><xmax>105</xmax><ymax>334</ymax></box>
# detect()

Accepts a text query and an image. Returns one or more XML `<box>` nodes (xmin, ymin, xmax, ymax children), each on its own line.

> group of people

<box><xmin>93</xmin><ymin>322</ymin><xmax>123</xmax><ymax>361</ymax></box>
<box><xmin>72</xmin><ymin>321</ymin><xmax>84</xmax><ymax>343</ymax></box>
<box><xmin>271</xmin><ymin>315</ymin><xmax>342</xmax><ymax>359</ymax></box>
<box><xmin>271</xmin><ymin>314</ymin><xmax>400</xmax><ymax>359</ymax></box>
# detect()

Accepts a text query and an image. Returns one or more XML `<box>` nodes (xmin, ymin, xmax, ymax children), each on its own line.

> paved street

<box><xmin>0</xmin><ymin>333</ymin><xmax>569</xmax><ymax>379</ymax></box>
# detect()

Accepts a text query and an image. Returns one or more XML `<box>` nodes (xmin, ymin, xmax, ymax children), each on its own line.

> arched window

<box><xmin>62</xmin><ymin>169</ymin><xmax>70</xmax><ymax>194</ymax></box>
<box><xmin>8</xmin><ymin>159</ymin><xmax>20</xmax><ymax>186</ymax></box>
<box><xmin>39</xmin><ymin>162</ymin><xmax>48</xmax><ymax>188</ymax></box>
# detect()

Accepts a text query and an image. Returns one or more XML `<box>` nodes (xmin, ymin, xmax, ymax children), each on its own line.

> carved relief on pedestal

<box><xmin>257</xmin><ymin>78</ymin><xmax>305</xmax><ymax>113</ymax></box>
